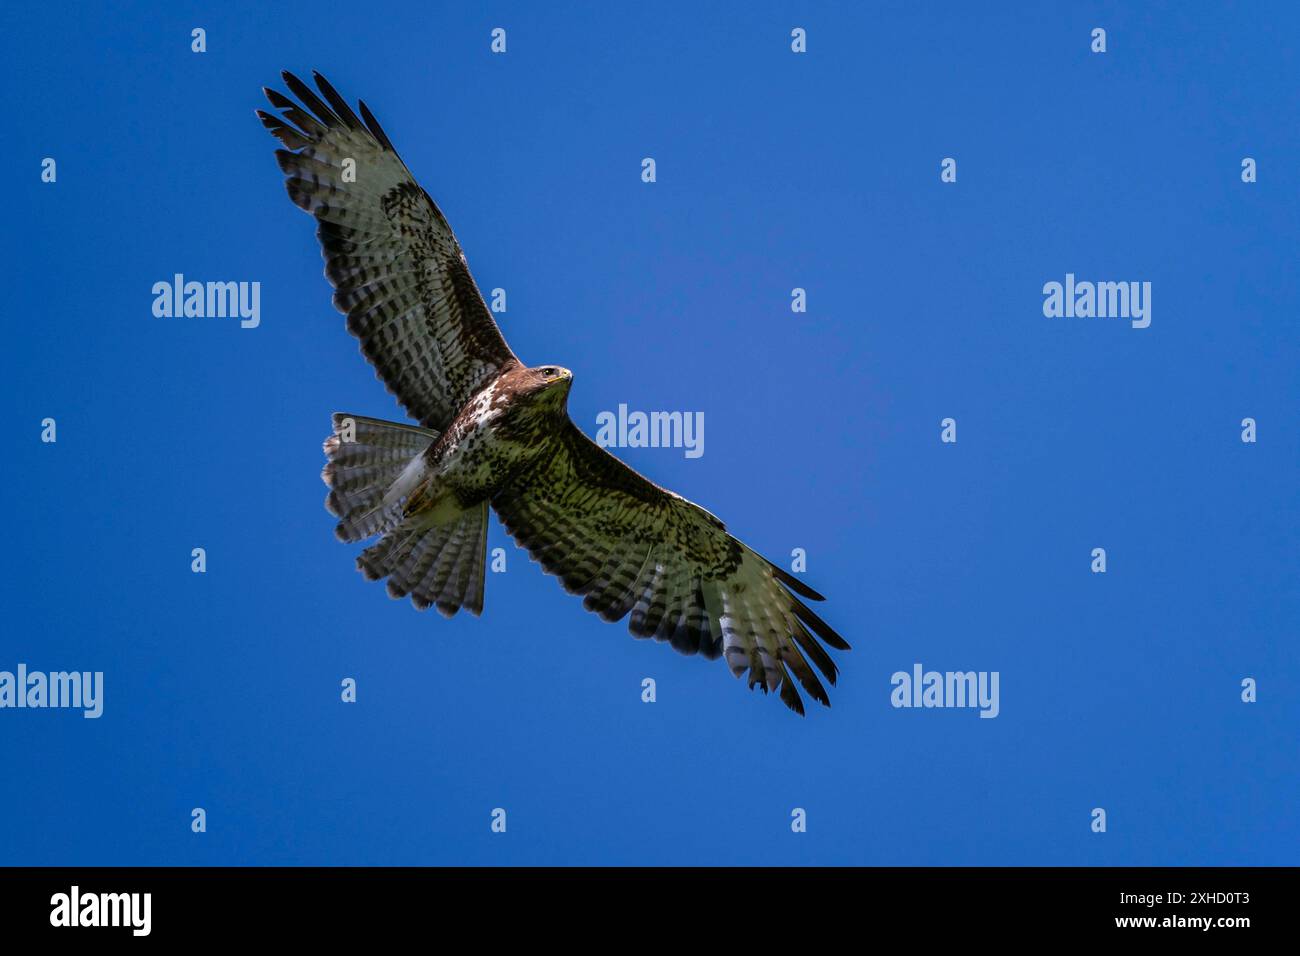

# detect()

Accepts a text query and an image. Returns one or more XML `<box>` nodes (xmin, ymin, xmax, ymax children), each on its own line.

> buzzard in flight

<box><xmin>258</xmin><ymin>71</ymin><xmax>849</xmax><ymax>713</ymax></box>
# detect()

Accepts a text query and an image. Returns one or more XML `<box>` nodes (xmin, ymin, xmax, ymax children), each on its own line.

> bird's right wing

<box><xmin>259</xmin><ymin>71</ymin><xmax>520</xmax><ymax>431</ymax></box>
<box><xmin>491</xmin><ymin>419</ymin><xmax>850</xmax><ymax>714</ymax></box>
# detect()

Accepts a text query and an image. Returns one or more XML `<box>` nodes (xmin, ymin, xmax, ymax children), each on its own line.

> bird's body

<box><xmin>260</xmin><ymin>71</ymin><xmax>852</xmax><ymax>713</ymax></box>
<box><xmin>400</xmin><ymin>367</ymin><xmax>572</xmax><ymax>521</ymax></box>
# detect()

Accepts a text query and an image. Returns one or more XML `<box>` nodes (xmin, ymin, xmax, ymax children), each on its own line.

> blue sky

<box><xmin>2</xmin><ymin>1</ymin><xmax>1297</xmax><ymax>865</ymax></box>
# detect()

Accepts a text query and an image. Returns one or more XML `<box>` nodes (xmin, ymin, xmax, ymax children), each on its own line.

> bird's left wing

<box><xmin>258</xmin><ymin>71</ymin><xmax>519</xmax><ymax>431</ymax></box>
<box><xmin>491</xmin><ymin>420</ymin><xmax>850</xmax><ymax>714</ymax></box>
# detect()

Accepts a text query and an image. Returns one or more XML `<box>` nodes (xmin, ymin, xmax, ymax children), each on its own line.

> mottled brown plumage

<box><xmin>264</xmin><ymin>71</ymin><xmax>850</xmax><ymax>713</ymax></box>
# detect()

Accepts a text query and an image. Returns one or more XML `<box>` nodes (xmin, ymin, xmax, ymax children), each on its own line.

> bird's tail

<box><xmin>321</xmin><ymin>413</ymin><xmax>489</xmax><ymax>616</ymax></box>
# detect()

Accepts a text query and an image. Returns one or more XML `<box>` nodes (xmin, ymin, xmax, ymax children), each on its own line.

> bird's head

<box><xmin>522</xmin><ymin>364</ymin><xmax>573</xmax><ymax>408</ymax></box>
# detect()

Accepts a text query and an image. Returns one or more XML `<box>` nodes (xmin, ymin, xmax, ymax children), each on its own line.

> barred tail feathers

<box><xmin>321</xmin><ymin>413</ymin><xmax>488</xmax><ymax>616</ymax></box>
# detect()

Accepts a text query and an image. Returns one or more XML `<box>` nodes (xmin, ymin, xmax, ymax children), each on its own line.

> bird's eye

<box><xmin>545</xmin><ymin>367</ymin><xmax>556</xmax><ymax>377</ymax></box>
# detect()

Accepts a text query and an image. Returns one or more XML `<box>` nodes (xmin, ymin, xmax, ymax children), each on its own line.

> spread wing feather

<box><xmin>260</xmin><ymin>71</ymin><xmax>519</xmax><ymax>431</ymax></box>
<box><xmin>491</xmin><ymin>421</ymin><xmax>850</xmax><ymax>714</ymax></box>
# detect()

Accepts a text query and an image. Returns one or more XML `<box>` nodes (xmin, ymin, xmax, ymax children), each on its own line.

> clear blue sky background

<box><xmin>3</xmin><ymin>1</ymin><xmax>1297</xmax><ymax>865</ymax></box>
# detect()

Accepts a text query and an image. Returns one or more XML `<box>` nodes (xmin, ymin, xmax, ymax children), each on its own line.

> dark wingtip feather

<box><xmin>768</xmin><ymin>560</ymin><xmax>827</xmax><ymax>601</ymax></box>
<box><xmin>312</xmin><ymin>71</ymin><xmax>363</xmax><ymax>130</ymax></box>
<box><xmin>282</xmin><ymin>70</ymin><xmax>341</xmax><ymax>127</ymax></box>
<box><xmin>255</xmin><ymin>108</ymin><xmax>282</xmax><ymax>132</ymax></box>
<box><xmin>792</xmin><ymin>622</ymin><xmax>839</xmax><ymax>685</ymax></box>
<box><xmin>264</xmin><ymin>86</ymin><xmax>296</xmax><ymax>111</ymax></box>
<box><xmin>781</xmin><ymin>643</ymin><xmax>832</xmax><ymax>705</ymax></box>
<box><xmin>273</xmin><ymin>148</ymin><xmax>298</xmax><ymax>175</ymax></box>
<box><xmin>778</xmin><ymin>669</ymin><xmax>807</xmax><ymax>715</ymax></box>
<box><xmin>257</xmin><ymin>110</ymin><xmax>311</xmax><ymax>150</ymax></box>
<box><xmin>358</xmin><ymin>99</ymin><xmax>397</xmax><ymax>152</ymax></box>
<box><xmin>792</xmin><ymin>597</ymin><xmax>851</xmax><ymax>651</ymax></box>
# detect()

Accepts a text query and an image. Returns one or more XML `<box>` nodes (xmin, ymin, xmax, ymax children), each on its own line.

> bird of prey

<box><xmin>257</xmin><ymin>71</ymin><xmax>850</xmax><ymax>714</ymax></box>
